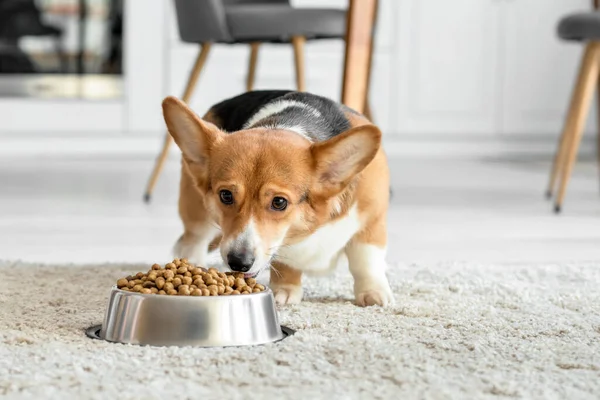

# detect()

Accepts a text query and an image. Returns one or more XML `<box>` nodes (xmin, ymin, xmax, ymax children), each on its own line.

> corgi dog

<box><xmin>162</xmin><ymin>90</ymin><xmax>393</xmax><ymax>307</ymax></box>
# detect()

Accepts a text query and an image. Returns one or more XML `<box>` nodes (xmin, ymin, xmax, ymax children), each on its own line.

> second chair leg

<box><xmin>143</xmin><ymin>43</ymin><xmax>212</xmax><ymax>202</ymax></box>
<box><xmin>246</xmin><ymin>42</ymin><xmax>260</xmax><ymax>92</ymax></box>
<box><xmin>597</xmin><ymin>119</ymin><xmax>600</xmax><ymax>194</ymax></box>
<box><xmin>554</xmin><ymin>42</ymin><xmax>600</xmax><ymax>213</ymax></box>
<box><xmin>291</xmin><ymin>36</ymin><xmax>306</xmax><ymax>92</ymax></box>
<box><xmin>364</xmin><ymin>98</ymin><xmax>373</xmax><ymax>121</ymax></box>
<box><xmin>546</xmin><ymin>97</ymin><xmax>576</xmax><ymax>199</ymax></box>
<box><xmin>597</xmin><ymin>70</ymin><xmax>600</xmax><ymax>193</ymax></box>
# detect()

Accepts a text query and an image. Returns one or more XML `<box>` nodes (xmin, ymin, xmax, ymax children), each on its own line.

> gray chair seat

<box><xmin>225</xmin><ymin>5</ymin><xmax>346</xmax><ymax>42</ymax></box>
<box><xmin>558</xmin><ymin>11</ymin><xmax>600</xmax><ymax>41</ymax></box>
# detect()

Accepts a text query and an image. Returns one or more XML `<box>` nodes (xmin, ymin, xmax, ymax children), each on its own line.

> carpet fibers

<box><xmin>0</xmin><ymin>260</ymin><xmax>599</xmax><ymax>399</ymax></box>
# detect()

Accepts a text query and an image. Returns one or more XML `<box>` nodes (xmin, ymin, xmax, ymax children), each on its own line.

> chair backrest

<box><xmin>173</xmin><ymin>0</ymin><xmax>292</xmax><ymax>44</ymax></box>
<box><xmin>173</xmin><ymin>0</ymin><xmax>232</xmax><ymax>43</ymax></box>
<box><xmin>223</xmin><ymin>0</ymin><xmax>289</xmax><ymax>4</ymax></box>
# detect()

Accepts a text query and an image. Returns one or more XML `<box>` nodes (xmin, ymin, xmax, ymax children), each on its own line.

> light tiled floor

<box><xmin>1</xmin><ymin>150</ymin><xmax>600</xmax><ymax>265</ymax></box>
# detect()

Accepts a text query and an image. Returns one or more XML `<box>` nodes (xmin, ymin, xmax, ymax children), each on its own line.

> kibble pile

<box><xmin>116</xmin><ymin>258</ymin><xmax>265</xmax><ymax>296</ymax></box>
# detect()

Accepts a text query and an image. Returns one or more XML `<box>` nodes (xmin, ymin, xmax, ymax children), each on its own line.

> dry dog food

<box><xmin>116</xmin><ymin>258</ymin><xmax>265</xmax><ymax>296</ymax></box>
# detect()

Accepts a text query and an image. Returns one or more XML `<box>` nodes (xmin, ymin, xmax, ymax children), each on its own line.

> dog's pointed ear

<box><xmin>310</xmin><ymin>124</ymin><xmax>381</xmax><ymax>197</ymax></box>
<box><xmin>162</xmin><ymin>96</ymin><xmax>223</xmax><ymax>166</ymax></box>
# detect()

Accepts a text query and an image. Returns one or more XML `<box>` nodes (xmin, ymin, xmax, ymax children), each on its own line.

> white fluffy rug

<box><xmin>0</xmin><ymin>260</ymin><xmax>599</xmax><ymax>399</ymax></box>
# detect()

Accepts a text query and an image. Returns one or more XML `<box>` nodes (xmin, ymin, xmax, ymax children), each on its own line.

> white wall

<box><xmin>392</xmin><ymin>0</ymin><xmax>595</xmax><ymax>137</ymax></box>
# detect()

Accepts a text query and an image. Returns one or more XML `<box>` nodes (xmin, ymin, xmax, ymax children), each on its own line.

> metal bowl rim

<box><xmin>111</xmin><ymin>285</ymin><xmax>273</xmax><ymax>299</ymax></box>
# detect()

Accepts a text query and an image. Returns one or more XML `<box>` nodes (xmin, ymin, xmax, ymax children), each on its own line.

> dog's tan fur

<box><xmin>163</xmin><ymin>96</ymin><xmax>393</xmax><ymax>307</ymax></box>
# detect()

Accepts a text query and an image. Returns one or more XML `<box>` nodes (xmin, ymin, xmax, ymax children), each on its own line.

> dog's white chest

<box><xmin>277</xmin><ymin>207</ymin><xmax>361</xmax><ymax>273</ymax></box>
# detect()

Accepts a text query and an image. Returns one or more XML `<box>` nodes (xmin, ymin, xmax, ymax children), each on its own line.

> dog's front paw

<box><xmin>272</xmin><ymin>284</ymin><xmax>303</xmax><ymax>305</ymax></box>
<box><xmin>354</xmin><ymin>281</ymin><xmax>394</xmax><ymax>307</ymax></box>
<box><xmin>173</xmin><ymin>235</ymin><xmax>205</xmax><ymax>264</ymax></box>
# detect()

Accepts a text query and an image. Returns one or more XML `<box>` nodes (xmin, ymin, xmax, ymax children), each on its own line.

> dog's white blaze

<box><xmin>221</xmin><ymin>218</ymin><xmax>259</xmax><ymax>257</ymax></box>
<box><xmin>256</xmin><ymin>123</ymin><xmax>313</xmax><ymax>142</ymax></box>
<box><xmin>277</xmin><ymin>206</ymin><xmax>361</xmax><ymax>273</ymax></box>
<box><xmin>279</xmin><ymin>125</ymin><xmax>313</xmax><ymax>142</ymax></box>
<box><xmin>244</xmin><ymin>100</ymin><xmax>321</xmax><ymax>129</ymax></box>
<box><xmin>221</xmin><ymin>218</ymin><xmax>274</xmax><ymax>274</ymax></box>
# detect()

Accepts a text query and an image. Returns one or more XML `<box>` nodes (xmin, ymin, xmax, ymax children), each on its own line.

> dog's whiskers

<box><xmin>270</xmin><ymin>264</ymin><xmax>282</xmax><ymax>279</ymax></box>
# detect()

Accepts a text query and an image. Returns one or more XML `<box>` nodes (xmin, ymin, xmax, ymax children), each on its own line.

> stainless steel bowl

<box><xmin>92</xmin><ymin>286</ymin><xmax>289</xmax><ymax>347</ymax></box>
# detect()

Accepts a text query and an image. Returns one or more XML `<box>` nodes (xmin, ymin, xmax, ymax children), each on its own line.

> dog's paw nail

<box><xmin>355</xmin><ymin>288</ymin><xmax>394</xmax><ymax>307</ymax></box>
<box><xmin>273</xmin><ymin>285</ymin><xmax>303</xmax><ymax>305</ymax></box>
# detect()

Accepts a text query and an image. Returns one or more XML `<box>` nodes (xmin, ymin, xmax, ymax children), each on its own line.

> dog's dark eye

<box><xmin>219</xmin><ymin>190</ymin><xmax>234</xmax><ymax>205</ymax></box>
<box><xmin>271</xmin><ymin>197</ymin><xmax>287</xmax><ymax>211</ymax></box>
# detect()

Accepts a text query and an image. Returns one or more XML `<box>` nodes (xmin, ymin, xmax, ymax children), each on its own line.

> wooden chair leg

<box><xmin>341</xmin><ymin>0</ymin><xmax>378</xmax><ymax>113</ymax></box>
<box><xmin>594</xmin><ymin>0</ymin><xmax>600</xmax><ymax>193</ymax></box>
<box><xmin>291</xmin><ymin>36</ymin><xmax>306</xmax><ymax>92</ymax></box>
<box><xmin>143</xmin><ymin>43</ymin><xmax>212</xmax><ymax>202</ymax></box>
<box><xmin>246</xmin><ymin>42</ymin><xmax>260</xmax><ymax>92</ymax></box>
<box><xmin>364</xmin><ymin>98</ymin><xmax>373</xmax><ymax>121</ymax></box>
<box><xmin>547</xmin><ymin>91</ymin><xmax>577</xmax><ymax>199</ymax></box>
<box><xmin>362</xmin><ymin>0</ymin><xmax>378</xmax><ymax>122</ymax></box>
<box><xmin>554</xmin><ymin>42</ymin><xmax>600</xmax><ymax>213</ymax></box>
<box><xmin>597</xmin><ymin>72</ymin><xmax>600</xmax><ymax>192</ymax></box>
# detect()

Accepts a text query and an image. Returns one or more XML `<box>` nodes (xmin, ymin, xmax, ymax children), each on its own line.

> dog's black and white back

<box><xmin>208</xmin><ymin>90</ymin><xmax>358</xmax><ymax>142</ymax></box>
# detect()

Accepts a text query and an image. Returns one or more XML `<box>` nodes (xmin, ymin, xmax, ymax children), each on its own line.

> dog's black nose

<box><xmin>227</xmin><ymin>252</ymin><xmax>255</xmax><ymax>273</ymax></box>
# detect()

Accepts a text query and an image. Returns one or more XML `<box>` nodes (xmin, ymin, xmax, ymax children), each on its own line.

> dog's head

<box><xmin>163</xmin><ymin>96</ymin><xmax>381</xmax><ymax>277</ymax></box>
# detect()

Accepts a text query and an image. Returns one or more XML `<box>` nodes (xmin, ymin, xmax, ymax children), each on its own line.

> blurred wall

<box><xmin>1</xmin><ymin>0</ymin><xmax>597</xmax><ymax>140</ymax></box>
